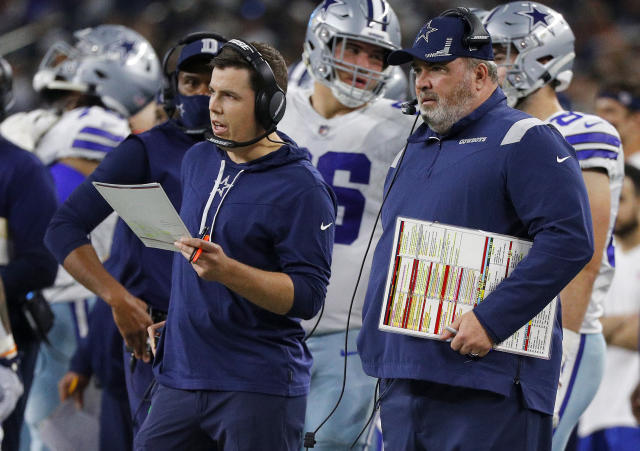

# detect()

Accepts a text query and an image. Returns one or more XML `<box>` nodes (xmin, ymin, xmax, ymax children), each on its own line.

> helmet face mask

<box><xmin>324</xmin><ymin>35</ymin><xmax>390</xmax><ymax>107</ymax></box>
<box><xmin>33</xmin><ymin>25</ymin><xmax>162</xmax><ymax>117</ymax></box>
<box><xmin>303</xmin><ymin>0</ymin><xmax>401</xmax><ymax>108</ymax></box>
<box><xmin>484</xmin><ymin>2</ymin><xmax>575</xmax><ymax>107</ymax></box>
<box><xmin>33</xmin><ymin>41</ymin><xmax>88</xmax><ymax>93</ymax></box>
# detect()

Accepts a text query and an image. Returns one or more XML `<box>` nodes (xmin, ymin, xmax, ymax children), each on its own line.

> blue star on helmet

<box><xmin>517</xmin><ymin>5</ymin><xmax>550</xmax><ymax>28</ymax></box>
<box><xmin>119</xmin><ymin>40</ymin><xmax>136</xmax><ymax>54</ymax></box>
<box><xmin>415</xmin><ymin>21</ymin><xmax>438</xmax><ymax>44</ymax></box>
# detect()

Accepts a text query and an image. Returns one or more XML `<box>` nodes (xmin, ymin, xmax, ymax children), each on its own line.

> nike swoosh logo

<box><xmin>557</xmin><ymin>156</ymin><xmax>571</xmax><ymax>163</ymax></box>
<box><xmin>584</xmin><ymin>121</ymin><xmax>602</xmax><ymax>128</ymax></box>
<box><xmin>320</xmin><ymin>222</ymin><xmax>333</xmax><ymax>231</ymax></box>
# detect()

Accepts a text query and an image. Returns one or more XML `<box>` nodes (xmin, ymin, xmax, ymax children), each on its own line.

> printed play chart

<box><xmin>378</xmin><ymin>217</ymin><xmax>557</xmax><ymax>359</ymax></box>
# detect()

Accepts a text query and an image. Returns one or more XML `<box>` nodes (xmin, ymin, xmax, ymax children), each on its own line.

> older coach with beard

<box><xmin>357</xmin><ymin>8</ymin><xmax>595</xmax><ymax>451</ymax></box>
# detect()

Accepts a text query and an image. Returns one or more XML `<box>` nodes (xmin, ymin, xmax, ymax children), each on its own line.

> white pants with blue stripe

<box><xmin>553</xmin><ymin>332</ymin><xmax>606</xmax><ymax>451</ymax></box>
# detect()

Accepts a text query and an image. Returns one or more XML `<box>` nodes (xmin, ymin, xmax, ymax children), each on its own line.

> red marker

<box><xmin>189</xmin><ymin>227</ymin><xmax>209</xmax><ymax>264</ymax></box>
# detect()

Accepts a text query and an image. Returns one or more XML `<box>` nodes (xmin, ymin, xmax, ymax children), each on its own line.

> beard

<box><xmin>419</xmin><ymin>73</ymin><xmax>475</xmax><ymax>134</ymax></box>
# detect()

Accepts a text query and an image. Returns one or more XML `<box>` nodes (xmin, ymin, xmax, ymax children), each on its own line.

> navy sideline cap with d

<box><xmin>388</xmin><ymin>15</ymin><xmax>493</xmax><ymax>65</ymax></box>
<box><xmin>178</xmin><ymin>37</ymin><xmax>222</xmax><ymax>68</ymax></box>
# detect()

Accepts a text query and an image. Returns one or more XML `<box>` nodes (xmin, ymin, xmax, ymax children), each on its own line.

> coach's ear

<box><xmin>473</xmin><ymin>62</ymin><xmax>490</xmax><ymax>90</ymax></box>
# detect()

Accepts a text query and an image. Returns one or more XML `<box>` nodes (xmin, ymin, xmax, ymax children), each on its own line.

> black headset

<box><xmin>439</xmin><ymin>7</ymin><xmax>491</xmax><ymax>50</ymax></box>
<box><xmin>161</xmin><ymin>31</ymin><xmax>227</xmax><ymax>118</ymax></box>
<box><xmin>221</xmin><ymin>39</ymin><xmax>286</xmax><ymax>131</ymax></box>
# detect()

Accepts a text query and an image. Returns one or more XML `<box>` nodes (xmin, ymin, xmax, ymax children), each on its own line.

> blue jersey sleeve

<box><xmin>279</xmin><ymin>184</ymin><xmax>337</xmax><ymax>320</ymax></box>
<box><xmin>473</xmin><ymin>125</ymin><xmax>594</xmax><ymax>342</ymax></box>
<box><xmin>0</xmin><ymin>152</ymin><xmax>58</xmax><ymax>303</ymax></box>
<box><xmin>45</xmin><ymin>136</ymin><xmax>149</xmax><ymax>264</ymax></box>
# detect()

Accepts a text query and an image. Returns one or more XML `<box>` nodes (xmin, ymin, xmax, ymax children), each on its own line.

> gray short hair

<box><xmin>466</xmin><ymin>58</ymin><xmax>498</xmax><ymax>83</ymax></box>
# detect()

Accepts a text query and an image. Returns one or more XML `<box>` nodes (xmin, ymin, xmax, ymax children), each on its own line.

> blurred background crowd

<box><xmin>1</xmin><ymin>0</ymin><xmax>639</xmax><ymax>114</ymax></box>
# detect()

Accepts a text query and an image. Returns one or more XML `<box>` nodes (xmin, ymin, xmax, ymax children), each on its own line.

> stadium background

<box><xmin>0</xmin><ymin>0</ymin><xmax>638</xmax><ymax>114</ymax></box>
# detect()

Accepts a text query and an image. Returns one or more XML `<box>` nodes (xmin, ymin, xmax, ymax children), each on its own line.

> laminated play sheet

<box><xmin>379</xmin><ymin>217</ymin><xmax>557</xmax><ymax>359</ymax></box>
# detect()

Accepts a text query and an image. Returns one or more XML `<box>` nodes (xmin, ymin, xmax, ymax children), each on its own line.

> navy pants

<box><xmin>100</xmin><ymin>388</ymin><xmax>133</xmax><ymax>451</ymax></box>
<box><xmin>134</xmin><ymin>384</ymin><xmax>306</xmax><ymax>450</ymax></box>
<box><xmin>379</xmin><ymin>379</ymin><xmax>552</xmax><ymax>451</ymax></box>
<box><xmin>123</xmin><ymin>344</ymin><xmax>154</xmax><ymax>434</ymax></box>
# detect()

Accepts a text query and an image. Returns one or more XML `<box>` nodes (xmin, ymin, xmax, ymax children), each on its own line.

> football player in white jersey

<box><xmin>0</xmin><ymin>25</ymin><xmax>161</xmax><ymax>451</ymax></box>
<box><xmin>485</xmin><ymin>4</ymin><xmax>624</xmax><ymax>450</ymax></box>
<box><xmin>278</xmin><ymin>0</ymin><xmax>415</xmax><ymax>449</ymax></box>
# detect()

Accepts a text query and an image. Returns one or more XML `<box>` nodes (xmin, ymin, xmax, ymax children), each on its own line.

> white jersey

<box><xmin>578</xmin><ymin>245</ymin><xmax>640</xmax><ymax>436</ymax></box>
<box><xmin>279</xmin><ymin>86</ymin><xmax>416</xmax><ymax>333</ymax></box>
<box><xmin>546</xmin><ymin>110</ymin><xmax>625</xmax><ymax>334</ymax></box>
<box><xmin>0</xmin><ymin>108</ymin><xmax>60</xmax><ymax>152</ymax></box>
<box><xmin>38</xmin><ymin>106</ymin><xmax>129</xmax><ymax>303</ymax></box>
<box><xmin>35</xmin><ymin>106</ymin><xmax>129</xmax><ymax>165</ymax></box>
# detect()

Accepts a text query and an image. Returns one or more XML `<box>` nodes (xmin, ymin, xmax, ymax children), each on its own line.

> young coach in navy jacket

<box><xmin>135</xmin><ymin>41</ymin><xmax>336</xmax><ymax>450</ymax></box>
<box><xmin>357</xmin><ymin>11</ymin><xmax>594</xmax><ymax>451</ymax></box>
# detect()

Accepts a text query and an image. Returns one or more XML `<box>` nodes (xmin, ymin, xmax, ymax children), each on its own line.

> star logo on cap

<box><xmin>415</xmin><ymin>21</ymin><xmax>438</xmax><ymax>44</ymax></box>
<box><xmin>517</xmin><ymin>5</ymin><xmax>550</xmax><ymax>28</ymax></box>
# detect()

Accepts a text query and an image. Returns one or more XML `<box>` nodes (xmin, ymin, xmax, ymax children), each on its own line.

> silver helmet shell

<box><xmin>303</xmin><ymin>0</ymin><xmax>402</xmax><ymax>108</ymax></box>
<box><xmin>33</xmin><ymin>25</ymin><xmax>162</xmax><ymax>117</ymax></box>
<box><xmin>383</xmin><ymin>66</ymin><xmax>408</xmax><ymax>101</ymax></box>
<box><xmin>484</xmin><ymin>2</ymin><xmax>575</xmax><ymax>107</ymax></box>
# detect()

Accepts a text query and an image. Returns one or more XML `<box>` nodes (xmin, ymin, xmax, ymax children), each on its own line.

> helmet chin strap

<box><xmin>331</xmin><ymin>85</ymin><xmax>368</xmax><ymax>108</ymax></box>
<box><xmin>205</xmin><ymin>126</ymin><xmax>276</xmax><ymax>149</ymax></box>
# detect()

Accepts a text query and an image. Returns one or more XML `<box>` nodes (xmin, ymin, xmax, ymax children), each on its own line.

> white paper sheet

<box><xmin>92</xmin><ymin>182</ymin><xmax>191</xmax><ymax>251</ymax></box>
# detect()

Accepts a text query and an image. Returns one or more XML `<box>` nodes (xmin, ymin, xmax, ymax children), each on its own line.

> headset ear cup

<box><xmin>255</xmin><ymin>90</ymin><xmax>270</xmax><ymax>130</ymax></box>
<box><xmin>269</xmin><ymin>90</ymin><xmax>286</xmax><ymax>125</ymax></box>
<box><xmin>162</xmin><ymin>71</ymin><xmax>177</xmax><ymax>116</ymax></box>
<box><xmin>439</xmin><ymin>7</ymin><xmax>490</xmax><ymax>49</ymax></box>
<box><xmin>255</xmin><ymin>89</ymin><xmax>286</xmax><ymax>131</ymax></box>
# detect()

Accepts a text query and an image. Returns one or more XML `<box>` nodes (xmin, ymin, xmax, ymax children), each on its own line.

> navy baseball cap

<box><xmin>388</xmin><ymin>16</ymin><xmax>493</xmax><ymax>65</ymax></box>
<box><xmin>177</xmin><ymin>37</ymin><xmax>223</xmax><ymax>69</ymax></box>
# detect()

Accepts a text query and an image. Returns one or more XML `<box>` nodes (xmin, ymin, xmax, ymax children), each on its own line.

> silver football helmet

<box><xmin>303</xmin><ymin>0</ymin><xmax>402</xmax><ymax>108</ymax></box>
<box><xmin>384</xmin><ymin>66</ymin><xmax>408</xmax><ymax>101</ymax></box>
<box><xmin>33</xmin><ymin>25</ymin><xmax>162</xmax><ymax>117</ymax></box>
<box><xmin>484</xmin><ymin>2</ymin><xmax>575</xmax><ymax>107</ymax></box>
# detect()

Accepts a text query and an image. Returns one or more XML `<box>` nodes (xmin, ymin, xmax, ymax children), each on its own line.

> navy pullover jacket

<box><xmin>45</xmin><ymin>120</ymin><xmax>199</xmax><ymax>311</ymax></box>
<box><xmin>358</xmin><ymin>89</ymin><xmax>594</xmax><ymax>415</ymax></box>
<box><xmin>154</xmin><ymin>133</ymin><xmax>336</xmax><ymax>396</ymax></box>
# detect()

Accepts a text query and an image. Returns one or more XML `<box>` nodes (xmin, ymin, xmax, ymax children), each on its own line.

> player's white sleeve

<box><xmin>34</xmin><ymin>106</ymin><xmax>129</xmax><ymax>165</ymax></box>
<box><xmin>0</xmin><ymin>109</ymin><xmax>60</xmax><ymax>151</ymax></box>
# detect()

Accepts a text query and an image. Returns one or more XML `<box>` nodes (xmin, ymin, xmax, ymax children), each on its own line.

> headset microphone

<box><xmin>205</xmin><ymin>126</ymin><xmax>276</xmax><ymax>148</ymax></box>
<box><xmin>401</xmin><ymin>98</ymin><xmax>418</xmax><ymax>115</ymax></box>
